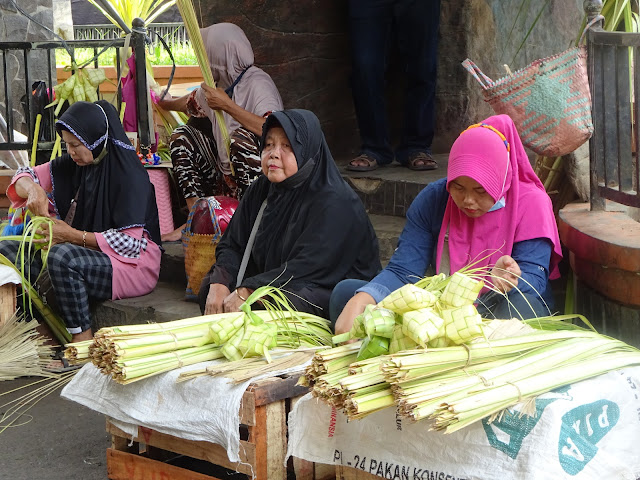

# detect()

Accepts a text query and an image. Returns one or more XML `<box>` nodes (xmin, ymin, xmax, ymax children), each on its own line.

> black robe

<box><xmin>53</xmin><ymin>100</ymin><xmax>161</xmax><ymax>244</ymax></box>
<box><xmin>199</xmin><ymin>109</ymin><xmax>381</xmax><ymax>317</ymax></box>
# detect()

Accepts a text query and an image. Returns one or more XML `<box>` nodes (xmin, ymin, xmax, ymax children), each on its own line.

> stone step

<box><xmin>92</xmin><ymin>281</ymin><xmax>201</xmax><ymax>331</ymax></box>
<box><xmin>94</xmin><ymin>213</ymin><xmax>406</xmax><ymax>328</ymax></box>
<box><xmin>338</xmin><ymin>153</ymin><xmax>448</xmax><ymax>217</ymax></box>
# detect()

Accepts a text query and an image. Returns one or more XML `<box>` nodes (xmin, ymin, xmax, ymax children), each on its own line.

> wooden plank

<box><xmin>250</xmin><ymin>400</ymin><xmax>287</xmax><ymax>480</ymax></box>
<box><xmin>266</xmin><ymin>400</ymin><xmax>287</xmax><ymax>480</ymax></box>
<box><xmin>107</xmin><ymin>448</ymin><xmax>218</xmax><ymax>480</ymax></box>
<box><xmin>240</xmin><ymin>389</ymin><xmax>256</xmax><ymax>426</ymax></box>
<box><xmin>106</xmin><ymin>420</ymin><xmax>255</xmax><ymax>476</ymax></box>
<box><xmin>249</xmin><ymin>375</ymin><xmax>309</xmax><ymax>407</ymax></box>
<box><xmin>0</xmin><ymin>283</ymin><xmax>16</xmax><ymax>328</ymax></box>
<box><xmin>315</xmin><ymin>462</ymin><xmax>337</xmax><ymax>480</ymax></box>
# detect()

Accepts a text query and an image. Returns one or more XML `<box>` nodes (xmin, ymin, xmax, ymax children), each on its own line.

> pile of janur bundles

<box><xmin>66</xmin><ymin>286</ymin><xmax>333</xmax><ymax>384</ymax></box>
<box><xmin>302</xmin><ymin>272</ymin><xmax>640</xmax><ymax>433</ymax></box>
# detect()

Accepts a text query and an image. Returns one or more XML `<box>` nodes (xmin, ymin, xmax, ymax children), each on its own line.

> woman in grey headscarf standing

<box><xmin>158</xmin><ymin>23</ymin><xmax>283</xmax><ymax>241</ymax></box>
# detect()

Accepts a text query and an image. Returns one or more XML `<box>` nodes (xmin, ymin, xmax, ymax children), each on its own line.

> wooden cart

<box><xmin>106</xmin><ymin>374</ymin><xmax>334</xmax><ymax>480</ymax></box>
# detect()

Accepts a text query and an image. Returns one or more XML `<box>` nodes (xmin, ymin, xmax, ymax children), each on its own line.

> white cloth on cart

<box><xmin>287</xmin><ymin>367</ymin><xmax>640</xmax><ymax>480</ymax></box>
<box><xmin>61</xmin><ymin>359</ymin><xmax>308</xmax><ymax>463</ymax></box>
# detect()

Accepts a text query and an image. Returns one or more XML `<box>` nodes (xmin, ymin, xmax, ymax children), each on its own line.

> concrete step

<box><xmin>338</xmin><ymin>153</ymin><xmax>448</xmax><ymax>217</ymax></box>
<box><xmin>369</xmin><ymin>213</ymin><xmax>405</xmax><ymax>266</ymax></box>
<box><xmin>92</xmin><ymin>281</ymin><xmax>201</xmax><ymax>331</ymax></box>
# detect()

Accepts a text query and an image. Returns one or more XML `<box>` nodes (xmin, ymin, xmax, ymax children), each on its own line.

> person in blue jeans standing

<box><xmin>346</xmin><ymin>0</ymin><xmax>441</xmax><ymax>172</ymax></box>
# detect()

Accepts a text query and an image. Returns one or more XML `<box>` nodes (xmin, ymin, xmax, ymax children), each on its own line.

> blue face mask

<box><xmin>488</xmin><ymin>197</ymin><xmax>506</xmax><ymax>212</ymax></box>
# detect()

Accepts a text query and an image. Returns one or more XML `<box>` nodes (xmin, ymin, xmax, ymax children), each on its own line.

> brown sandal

<box><xmin>347</xmin><ymin>153</ymin><xmax>379</xmax><ymax>172</ymax></box>
<box><xmin>407</xmin><ymin>152</ymin><xmax>438</xmax><ymax>171</ymax></box>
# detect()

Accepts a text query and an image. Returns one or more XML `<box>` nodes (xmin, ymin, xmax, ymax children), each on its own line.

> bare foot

<box><xmin>161</xmin><ymin>223</ymin><xmax>186</xmax><ymax>242</ymax></box>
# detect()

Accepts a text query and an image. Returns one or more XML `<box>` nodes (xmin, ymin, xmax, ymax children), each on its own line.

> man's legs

<box><xmin>395</xmin><ymin>0</ymin><xmax>441</xmax><ymax>168</ymax></box>
<box><xmin>348</xmin><ymin>0</ymin><xmax>396</xmax><ymax>167</ymax></box>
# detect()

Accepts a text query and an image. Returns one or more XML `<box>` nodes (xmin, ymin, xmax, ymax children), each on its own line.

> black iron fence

<box><xmin>74</xmin><ymin>23</ymin><xmax>189</xmax><ymax>45</ymax></box>
<box><xmin>587</xmin><ymin>26</ymin><xmax>640</xmax><ymax>209</ymax></box>
<box><xmin>0</xmin><ymin>20</ymin><xmax>153</xmax><ymax>160</ymax></box>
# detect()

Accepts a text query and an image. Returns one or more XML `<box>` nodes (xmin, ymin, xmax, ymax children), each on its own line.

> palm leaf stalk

<box><xmin>89</xmin><ymin>285</ymin><xmax>332</xmax><ymax>383</ymax></box>
<box><xmin>63</xmin><ymin>340</ymin><xmax>93</xmax><ymax>365</ymax></box>
<box><xmin>432</xmin><ymin>348</ymin><xmax>640</xmax><ymax>433</ymax></box>
<box><xmin>0</xmin><ymin>314</ymin><xmax>57</xmax><ymax>380</ymax></box>
<box><xmin>176</xmin><ymin>0</ymin><xmax>231</xmax><ymax>158</ymax></box>
<box><xmin>0</xmin><ymin>372</ymin><xmax>76</xmax><ymax>435</ymax></box>
<box><xmin>304</xmin><ymin>316</ymin><xmax>640</xmax><ymax>426</ymax></box>
<box><xmin>0</xmin><ymin>216</ymin><xmax>71</xmax><ymax>345</ymax></box>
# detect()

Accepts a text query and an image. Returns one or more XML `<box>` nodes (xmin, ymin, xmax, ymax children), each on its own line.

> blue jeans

<box><xmin>329</xmin><ymin>279</ymin><xmax>552</xmax><ymax>329</ymax></box>
<box><xmin>348</xmin><ymin>0</ymin><xmax>441</xmax><ymax>165</ymax></box>
<box><xmin>329</xmin><ymin>279</ymin><xmax>369</xmax><ymax>327</ymax></box>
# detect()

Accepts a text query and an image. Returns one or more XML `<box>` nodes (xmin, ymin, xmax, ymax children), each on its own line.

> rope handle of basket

<box><xmin>579</xmin><ymin>14</ymin><xmax>605</xmax><ymax>45</ymax></box>
<box><xmin>463</xmin><ymin>14</ymin><xmax>605</xmax><ymax>91</ymax></box>
<box><xmin>461</xmin><ymin>59</ymin><xmax>494</xmax><ymax>90</ymax></box>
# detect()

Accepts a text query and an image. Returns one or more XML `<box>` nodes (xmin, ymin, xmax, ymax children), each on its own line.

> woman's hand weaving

<box><xmin>491</xmin><ymin>255</ymin><xmax>521</xmax><ymax>293</ymax></box>
<box><xmin>35</xmin><ymin>219</ymin><xmax>77</xmax><ymax>249</ymax></box>
<box><xmin>201</xmin><ymin>83</ymin><xmax>233</xmax><ymax>111</ymax></box>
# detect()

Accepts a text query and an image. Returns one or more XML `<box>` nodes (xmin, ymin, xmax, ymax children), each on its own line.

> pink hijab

<box><xmin>436</xmin><ymin>114</ymin><xmax>562</xmax><ymax>279</ymax></box>
<box><xmin>195</xmin><ymin>23</ymin><xmax>283</xmax><ymax>173</ymax></box>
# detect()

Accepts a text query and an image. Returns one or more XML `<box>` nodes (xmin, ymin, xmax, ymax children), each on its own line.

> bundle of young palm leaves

<box><xmin>0</xmin><ymin>215</ymin><xmax>71</xmax><ymax>345</ymax></box>
<box><xmin>307</xmin><ymin>315</ymin><xmax>640</xmax><ymax>432</ymax></box>
<box><xmin>0</xmin><ymin>314</ymin><xmax>56</xmax><ymax>381</ymax></box>
<box><xmin>89</xmin><ymin>285</ymin><xmax>332</xmax><ymax>384</ymax></box>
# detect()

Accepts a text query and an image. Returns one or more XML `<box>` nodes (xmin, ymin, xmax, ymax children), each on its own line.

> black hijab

<box><xmin>53</xmin><ymin>100</ymin><xmax>161</xmax><ymax>245</ymax></box>
<box><xmin>209</xmin><ymin>109</ymin><xmax>380</xmax><ymax>292</ymax></box>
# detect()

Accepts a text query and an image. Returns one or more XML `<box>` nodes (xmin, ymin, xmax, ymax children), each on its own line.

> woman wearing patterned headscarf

<box><xmin>158</xmin><ymin>22</ymin><xmax>283</xmax><ymax>241</ymax></box>
<box><xmin>334</xmin><ymin>114</ymin><xmax>563</xmax><ymax>333</ymax></box>
<box><xmin>199</xmin><ymin>109</ymin><xmax>381</xmax><ymax>319</ymax></box>
<box><xmin>1</xmin><ymin>100</ymin><xmax>162</xmax><ymax>343</ymax></box>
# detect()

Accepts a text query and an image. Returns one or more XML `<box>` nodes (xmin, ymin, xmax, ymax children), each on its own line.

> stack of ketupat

<box><xmin>302</xmin><ymin>272</ymin><xmax>640</xmax><ymax>433</ymax></box>
<box><xmin>75</xmin><ymin>286</ymin><xmax>333</xmax><ymax>384</ymax></box>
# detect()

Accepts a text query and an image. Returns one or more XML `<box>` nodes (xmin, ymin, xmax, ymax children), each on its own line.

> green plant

<box><xmin>55</xmin><ymin>44</ymin><xmax>197</xmax><ymax>68</ymax></box>
<box><xmin>87</xmin><ymin>0</ymin><xmax>177</xmax><ymax>31</ymax></box>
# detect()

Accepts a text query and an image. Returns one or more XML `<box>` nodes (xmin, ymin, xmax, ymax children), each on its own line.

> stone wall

<box><xmin>197</xmin><ymin>0</ymin><xmax>585</xmax><ymax>159</ymax></box>
<box><xmin>0</xmin><ymin>0</ymin><xmax>54</xmax><ymax>135</ymax></box>
<box><xmin>0</xmin><ymin>0</ymin><xmax>587</xmax><ymax>153</ymax></box>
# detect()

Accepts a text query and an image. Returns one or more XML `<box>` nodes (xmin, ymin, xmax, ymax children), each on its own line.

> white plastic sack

<box><xmin>287</xmin><ymin>367</ymin><xmax>640</xmax><ymax>480</ymax></box>
<box><xmin>62</xmin><ymin>359</ymin><xmax>309</xmax><ymax>463</ymax></box>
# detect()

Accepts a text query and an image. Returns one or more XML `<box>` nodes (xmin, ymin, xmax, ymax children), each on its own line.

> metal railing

<box><xmin>74</xmin><ymin>23</ymin><xmax>189</xmax><ymax>45</ymax></box>
<box><xmin>586</xmin><ymin>7</ymin><xmax>640</xmax><ymax>209</ymax></box>
<box><xmin>0</xmin><ymin>19</ymin><xmax>154</xmax><ymax>159</ymax></box>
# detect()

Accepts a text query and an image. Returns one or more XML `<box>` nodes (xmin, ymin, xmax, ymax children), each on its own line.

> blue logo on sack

<box><xmin>558</xmin><ymin>400</ymin><xmax>619</xmax><ymax>475</ymax></box>
<box><xmin>483</xmin><ymin>386</ymin><xmax>571</xmax><ymax>459</ymax></box>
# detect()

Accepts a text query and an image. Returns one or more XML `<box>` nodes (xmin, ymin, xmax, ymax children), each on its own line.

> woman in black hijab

<box><xmin>1</xmin><ymin>100</ymin><xmax>162</xmax><ymax>343</ymax></box>
<box><xmin>200</xmin><ymin>109</ymin><xmax>381</xmax><ymax>318</ymax></box>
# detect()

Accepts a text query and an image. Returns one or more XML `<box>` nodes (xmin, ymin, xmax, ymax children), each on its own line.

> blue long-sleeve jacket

<box><xmin>358</xmin><ymin>178</ymin><xmax>554</xmax><ymax>306</ymax></box>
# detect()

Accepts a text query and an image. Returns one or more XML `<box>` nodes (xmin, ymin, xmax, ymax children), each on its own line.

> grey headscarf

<box><xmin>194</xmin><ymin>23</ymin><xmax>283</xmax><ymax>173</ymax></box>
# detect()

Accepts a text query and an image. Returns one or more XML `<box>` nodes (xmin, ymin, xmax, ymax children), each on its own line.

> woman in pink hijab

<box><xmin>332</xmin><ymin>114</ymin><xmax>562</xmax><ymax>332</ymax></box>
<box><xmin>158</xmin><ymin>23</ymin><xmax>283</xmax><ymax>241</ymax></box>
